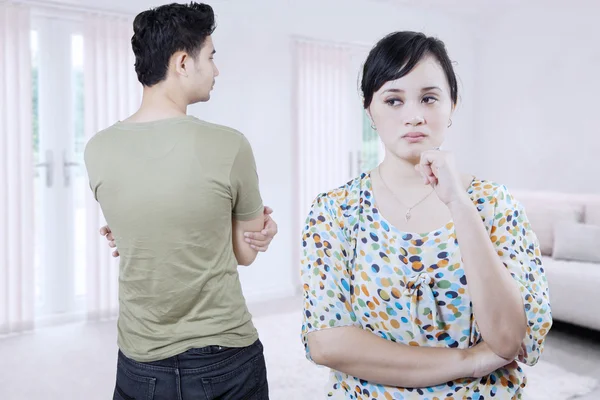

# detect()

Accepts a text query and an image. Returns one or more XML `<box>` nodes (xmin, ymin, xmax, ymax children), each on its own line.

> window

<box><xmin>361</xmin><ymin>110</ymin><xmax>381</xmax><ymax>172</ymax></box>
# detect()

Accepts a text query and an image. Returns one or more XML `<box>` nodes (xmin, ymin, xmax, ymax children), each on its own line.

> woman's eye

<box><xmin>423</xmin><ymin>96</ymin><xmax>438</xmax><ymax>104</ymax></box>
<box><xmin>385</xmin><ymin>99</ymin><xmax>402</xmax><ymax>106</ymax></box>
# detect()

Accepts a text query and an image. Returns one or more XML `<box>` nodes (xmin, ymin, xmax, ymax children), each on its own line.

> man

<box><xmin>84</xmin><ymin>3</ymin><xmax>276</xmax><ymax>399</ymax></box>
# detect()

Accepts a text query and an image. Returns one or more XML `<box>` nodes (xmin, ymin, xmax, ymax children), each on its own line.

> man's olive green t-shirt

<box><xmin>84</xmin><ymin>116</ymin><xmax>264</xmax><ymax>362</ymax></box>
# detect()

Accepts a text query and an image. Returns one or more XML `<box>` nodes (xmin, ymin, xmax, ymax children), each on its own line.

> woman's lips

<box><xmin>402</xmin><ymin>132</ymin><xmax>427</xmax><ymax>143</ymax></box>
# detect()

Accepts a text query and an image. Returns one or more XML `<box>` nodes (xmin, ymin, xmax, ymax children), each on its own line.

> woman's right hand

<box><xmin>466</xmin><ymin>341</ymin><xmax>516</xmax><ymax>378</ymax></box>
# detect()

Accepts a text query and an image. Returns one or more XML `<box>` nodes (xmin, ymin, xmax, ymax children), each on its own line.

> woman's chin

<box><xmin>395</xmin><ymin>144</ymin><xmax>428</xmax><ymax>162</ymax></box>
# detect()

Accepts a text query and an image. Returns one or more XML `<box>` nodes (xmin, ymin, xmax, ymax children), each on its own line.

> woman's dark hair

<box><xmin>131</xmin><ymin>2</ymin><xmax>216</xmax><ymax>87</ymax></box>
<box><xmin>361</xmin><ymin>31</ymin><xmax>458</xmax><ymax>109</ymax></box>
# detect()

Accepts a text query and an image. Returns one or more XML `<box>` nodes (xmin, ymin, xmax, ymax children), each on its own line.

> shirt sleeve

<box><xmin>229</xmin><ymin>135</ymin><xmax>264</xmax><ymax>221</ymax></box>
<box><xmin>300</xmin><ymin>193</ymin><xmax>360</xmax><ymax>363</ymax></box>
<box><xmin>488</xmin><ymin>185</ymin><xmax>552</xmax><ymax>366</ymax></box>
<box><xmin>83</xmin><ymin>142</ymin><xmax>100</xmax><ymax>202</ymax></box>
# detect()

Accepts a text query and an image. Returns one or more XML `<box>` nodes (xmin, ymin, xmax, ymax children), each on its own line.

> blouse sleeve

<box><xmin>488</xmin><ymin>185</ymin><xmax>552</xmax><ymax>366</ymax></box>
<box><xmin>300</xmin><ymin>193</ymin><xmax>360</xmax><ymax>363</ymax></box>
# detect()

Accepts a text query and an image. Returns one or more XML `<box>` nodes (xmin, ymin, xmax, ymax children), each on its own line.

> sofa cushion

<box><xmin>585</xmin><ymin>199</ymin><xmax>600</xmax><ymax>226</ymax></box>
<box><xmin>553</xmin><ymin>221</ymin><xmax>600</xmax><ymax>263</ymax></box>
<box><xmin>542</xmin><ymin>257</ymin><xmax>600</xmax><ymax>331</ymax></box>
<box><xmin>521</xmin><ymin>202</ymin><xmax>583</xmax><ymax>256</ymax></box>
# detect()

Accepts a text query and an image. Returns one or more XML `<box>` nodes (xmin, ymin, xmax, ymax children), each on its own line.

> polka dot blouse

<box><xmin>300</xmin><ymin>173</ymin><xmax>551</xmax><ymax>399</ymax></box>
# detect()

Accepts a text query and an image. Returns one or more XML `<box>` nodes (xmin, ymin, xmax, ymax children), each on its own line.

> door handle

<box><xmin>34</xmin><ymin>149</ymin><xmax>53</xmax><ymax>188</ymax></box>
<box><xmin>62</xmin><ymin>150</ymin><xmax>81</xmax><ymax>187</ymax></box>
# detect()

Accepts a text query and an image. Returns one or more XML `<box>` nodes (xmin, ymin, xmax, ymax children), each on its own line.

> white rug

<box><xmin>254</xmin><ymin>311</ymin><xmax>598</xmax><ymax>400</ymax></box>
<box><xmin>0</xmin><ymin>311</ymin><xmax>596</xmax><ymax>400</ymax></box>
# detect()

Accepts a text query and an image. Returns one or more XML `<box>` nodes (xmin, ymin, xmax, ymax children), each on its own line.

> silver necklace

<box><xmin>377</xmin><ymin>164</ymin><xmax>435</xmax><ymax>222</ymax></box>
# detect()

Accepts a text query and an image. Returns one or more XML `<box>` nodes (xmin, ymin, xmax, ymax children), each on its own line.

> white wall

<box><xmin>472</xmin><ymin>2</ymin><xmax>600</xmax><ymax>194</ymax></box>
<box><xmin>183</xmin><ymin>0</ymin><xmax>478</xmax><ymax>301</ymax></box>
<box><xmin>67</xmin><ymin>0</ymin><xmax>600</xmax><ymax>304</ymax></box>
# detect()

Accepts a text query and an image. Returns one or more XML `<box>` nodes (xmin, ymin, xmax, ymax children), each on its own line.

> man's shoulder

<box><xmin>183</xmin><ymin>118</ymin><xmax>252</xmax><ymax>156</ymax></box>
<box><xmin>84</xmin><ymin>118</ymin><xmax>248</xmax><ymax>158</ymax></box>
<box><xmin>84</xmin><ymin>123</ymin><xmax>121</xmax><ymax>160</ymax></box>
<box><xmin>187</xmin><ymin>118</ymin><xmax>244</xmax><ymax>138</ymax></box>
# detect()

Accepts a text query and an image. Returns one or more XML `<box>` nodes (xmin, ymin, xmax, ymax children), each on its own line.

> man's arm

<box><xmin>232</xmin><ymin>214</ymin><xmax>265</xmax><ymax>266</ymax></box>
<box><xmin>243</xmin><ymin>206</ymin><xmax>278</xmax><ymax>251</ymax></box>
<box><xmin>100</xmin><ymin>207</ymin><xmax>279</xmax><ymax>258</ymax></box>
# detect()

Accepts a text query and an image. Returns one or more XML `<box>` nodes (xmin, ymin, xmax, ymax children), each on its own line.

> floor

<box><xmin>539</xmin><ymin>321</ymin><xmax>600</xmax><ymax>399</ymax></box>
<box><xmin>0</xmin><ymin>296</ymin><xmax>598</xmax><ymax>399</ymax></box>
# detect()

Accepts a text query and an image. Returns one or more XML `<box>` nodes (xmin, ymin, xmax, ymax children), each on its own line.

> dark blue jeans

<box><xmin>113</xmin><ymin>339</ymin><xmax>269</xmax><ymax>400</ymax></box>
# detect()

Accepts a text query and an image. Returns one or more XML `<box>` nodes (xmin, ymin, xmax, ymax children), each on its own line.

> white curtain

<box><xmin>83</xmin><ymin>13</ymin><xmax>141</xmax><ymax>321</ymax></box>
<box><xmin>0</xmin><ymin>2</ymin><xmax>35</xmax><ymax>335</ymax></box>
<box><xmin>292</xmin><ymin>38</ymin><xmax>363</xmax><ymax>229</ymax></box>
<box><xmin>292</xmin><ymin>38</ymin><xmax>367</xmax><ymax>293</ymax></box>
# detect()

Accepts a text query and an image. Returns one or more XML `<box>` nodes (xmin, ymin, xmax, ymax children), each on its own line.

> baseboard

<box><xmin>34</xmin><ymin>309</ymin><xmax>118</xmax><ymax>330</ymax></box>
<box><xmin>0</xmin><ymin>321</ymin><xmax>35</xmax><ymax>338</ymax></box>
<box><xmin>34</xmin><ymin>311</ymin><xmax>89</xmax><ymax>329</ymax></box>
<box><xmin>86</xmin><ymin>309</ymin><xmax>119</xmax><ymax>322</ymax></box>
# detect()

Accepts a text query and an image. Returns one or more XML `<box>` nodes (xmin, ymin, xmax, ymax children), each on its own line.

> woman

<box><xmin>300</xmin><ymin>31</ymin><xmax>551</xmax><ymax>399</ymax></box>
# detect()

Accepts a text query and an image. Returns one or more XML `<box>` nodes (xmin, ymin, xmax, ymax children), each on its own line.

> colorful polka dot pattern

<box><xmin>300</xmin><ymin>173</ymin><xmax>552</xmax><ymax>399</ymax></box>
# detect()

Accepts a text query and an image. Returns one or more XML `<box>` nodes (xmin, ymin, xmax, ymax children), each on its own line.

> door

<box><xmin>32</xmin><ymin>15</ymin><xmax>87</xmax><ymax>323</ymax></box>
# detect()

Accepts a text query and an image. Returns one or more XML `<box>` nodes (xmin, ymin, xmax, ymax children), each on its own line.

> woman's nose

<box><xmin>405</xmin><ymin>115</ymin><xmax>425</xmax><ymax>126</ymax></box>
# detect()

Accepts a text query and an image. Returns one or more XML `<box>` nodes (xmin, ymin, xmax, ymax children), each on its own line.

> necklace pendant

<box><xmin>405</xmin><ymin>209</ymin><xmax>412</xmax><ymax>222</ymax></box>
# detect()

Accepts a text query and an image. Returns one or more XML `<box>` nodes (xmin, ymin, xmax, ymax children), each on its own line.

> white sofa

<box><xmin>512</xmin><ymin>190</ymin><xmax>600</xmax><ymax>331</ymax></box>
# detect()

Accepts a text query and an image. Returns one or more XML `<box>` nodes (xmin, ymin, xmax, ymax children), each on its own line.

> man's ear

<box><xmin>173</xmin><ymin>52</ymin><xmax>189</xmax><ymax>77</ymax></box>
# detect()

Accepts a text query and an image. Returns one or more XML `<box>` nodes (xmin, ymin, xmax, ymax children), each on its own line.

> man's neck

<box><xmin>125</xmin><ymin>85</ymin><xmax>188</xmax><ymax>123</ymax></box>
